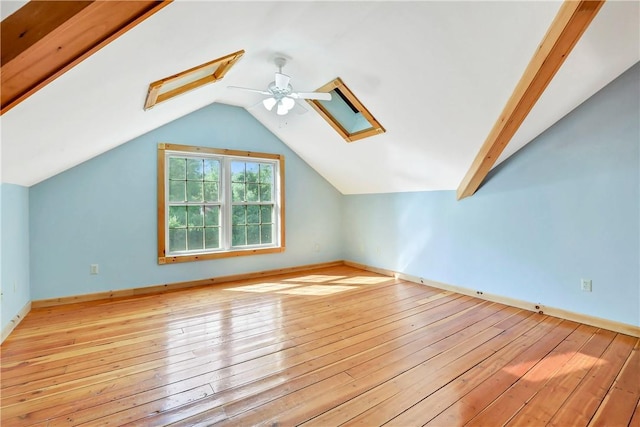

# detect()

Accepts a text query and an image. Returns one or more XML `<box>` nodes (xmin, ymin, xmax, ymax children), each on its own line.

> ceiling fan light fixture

<box><xmin>230</xmin><ymin>56</ymin><xmax>329</xmax><ymax>117</ymax></box>
<box><xmin>263</xmin><ymin>97</ymin><xmax>277</xmax><ymax>111</ymax></box>
<box><xmin>276</xmin><ymin>100</ymin><xmax>289</xmax><ymax>115</ymax></box>
<box><xmin>281</xmin><ymin>97</ymin><xmax>295</xmax><ymax>110</ymax></box>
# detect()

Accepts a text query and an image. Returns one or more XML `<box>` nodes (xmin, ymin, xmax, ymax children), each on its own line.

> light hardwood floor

<box><xmin>1</xmin><ymin>265</ymin><xmax>638</xmax><ymax>426</ymax></box>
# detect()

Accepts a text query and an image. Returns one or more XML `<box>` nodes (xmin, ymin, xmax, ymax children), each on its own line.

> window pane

<box><xmin>260</xmin><ymin>205</ymin><xmax>273</xmax><ymax>223</ymax></box>
<box><xmin>203</xmin><ymin>182</ymin><xmax>218</xmax><ymax>202</ymax></box>
<box><xmin>187</xmin><ymin>181</ymin><xmax>203</xmax><ymax>202</ymax></box>
<box><xmin>232</xmin><ymin>225</ymin><xmax>246</xmax><ymax>246</ymax></box>
<box><xmin>247</xmin><ymin>225</ymin><xmax>260</xmax><ymax>245</ymax></box>
<box><xmin>232</xmin><ymin>183</ymin><xmax>245</xmax><ymax>202</ymax></box>
<box><xmin>247</xmin><ymin>205</ymin><xmax>260</xmax><ymax>224</ymax></box>
<box><xmin>246</xmin><ymin>184</ymin><xmax>259</xmax><ymax>202</ymax></box>
<box><xmin>162</xmin><ymin>148</ymin><xmax>282</xmax><ymax>258</ymax></box>
<box><xmin>205</xmin><ymin>227</ymin><xmax>220</xmax><ymax>249</ymax></box>
<box><xmin>232</xmin><ymin>205</ymin><xmax>246</xmax><ymax>225</ymax></box>
<box><xmin>169</xmin><ymin>181</ymin><xmax>185</xmax><ymax>202</ymax></box>
<box><xmin>259</xmin><ymin>164</ymin><xmax>273</xmax><ymax>183</ymax></box>
<box><xmin>169</xmin><ymin>228</ymin><xmax>186</xmax><ymax>252</ymax></box>
<box><xmin>169</xmin><ymin>206</ymin><xmax>187</xmax><ymax>228</ymax></box>
<box><xmin>169</xmin><ymin>158</ymin><xmax>186</xmax><ymax>180</ymax></box>
<box><xmin>187</xmin><ymin>206</ymin><xmax>203</xmax><ymax>227</ymax></box>
<box><xmin>203</xmin><ymin>159</ymin><xmax>219</xmax><ymax>182</ymax></box>
<box><xmin>187</xmin><ymin>159</ymin><xmax>203</xmax><ymax>180</ymax></box>
<box><xmin>260</xmin><ymin>225</ymin><xmax>273</xmax><ymax>244</ymax></box>
<box><xmin>245</xmin><ymin>162</ymin><xmax>259</xmax><ymax>182</ymax></box>
<box><xmin>259</xmin><ymin>184</ymin><xmax>272</xmax><ymax>202</ymax></box>
<box><xmin>187</xmin><ymin>227</ymin><xmax>204</xmax><ymax>250</ymax></box>
<box><xmin>231</xmin><ymin>161</ymin><xmax>245</xmax><ymax>182</ymax></box>
<box><xmin>204</xmin><ymin>206</ymin><xmax>219</xmax><ymax>226</ymax></box>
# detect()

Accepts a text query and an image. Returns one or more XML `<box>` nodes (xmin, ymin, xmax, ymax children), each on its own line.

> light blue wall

<box><xmin>343</xmin><ymin>63</ymin><xmax>640</xmax><ymax>326</ymax></box>
<box><xmin>29</xmin><ymin>104</ymin><xmax>344</xmax><ymax>300</ymax></box>
<box><xmin>16</xmin><ymin>64</ymin><xmax>640</xmax><ymax>329</ymax></box>
<box><xmin>1</xmin><ymin>183</ymin><xmax>31</xmax><ymax>332</ymax></box>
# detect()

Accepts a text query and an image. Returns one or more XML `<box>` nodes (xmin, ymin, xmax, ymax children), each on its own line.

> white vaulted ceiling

<box><xmin>1</xmin><ymin>1</ymin><xmax>638</xmax><ymax>194</ymax></box>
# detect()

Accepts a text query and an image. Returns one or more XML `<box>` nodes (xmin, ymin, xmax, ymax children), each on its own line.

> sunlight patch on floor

<box><xmin>332</xmin><ymin>276</ymin><xmax>393</xmax><ymax>285</ymax></box>
<box><xmin>284</xmin><ymin>275</ymin><xmax>347</xmax><ymax>283</ymax></box>
<box><xmin>277</xmin><ymin>285</ymin><xmax>358</xmax><ymax>296</ymax></box>
<box><xmin>223</xmin><ymin>281</ymin><xmax>359</xmax><ymax>296</ymax></box>
<box><xmin>224</xmin><ymin>283</ymin><xmax>299</xmax><ymax>293</ymax></box>
<box><xmin>502</xmin><ymin>353</ymin><xmax>607</xmax><ymax>381</ymax></box>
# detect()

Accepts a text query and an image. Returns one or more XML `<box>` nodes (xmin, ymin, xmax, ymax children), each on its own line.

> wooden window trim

<box><xmin>157</xmin><ymin>143</ymin><xmax>285</xmax><ymax>264</ymax></box>
<box><xmin>144</xmin><ymin>50</ymin><xmax>244</xmax><ymax>110</ymax></box>
<box><xmin>307</xmin><ymin>77</ymin><xmax>385</xmax><ymax>143</ymax></box>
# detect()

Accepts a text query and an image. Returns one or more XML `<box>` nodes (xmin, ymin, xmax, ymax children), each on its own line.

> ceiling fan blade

<box><xmin>291</xmin><ymin>92</ymin><xmax>332</xmax><ymax>101</ymax></box>
<box><xmin>293</xmin><ymin>99</ymin><xmax>308</xmax><ymax>115</ymax></box>
<box><xmin>228</xmin><ymin>86</ymin><xmax>271</xmax><ymax>96</ymax></box>
<box><xmin>275</xmin><ymin>73</ymin><xmax>290</xmax><ymax>90</ymax></box>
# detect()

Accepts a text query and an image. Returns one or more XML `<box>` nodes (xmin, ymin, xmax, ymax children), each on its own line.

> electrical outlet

<box><xmin>581</xmin><ymin>279</ymin><xmax>592</xmax><ymax>292</ymax></box>
<box><xmin>313</xmin><ymin>243</ymin><xmax>320</xmax><ymax>252</ymax></box>
<box><xmin>90</xmin><ymin>264</ymin><xmax>99</xmax><ymax>275</ymax></box>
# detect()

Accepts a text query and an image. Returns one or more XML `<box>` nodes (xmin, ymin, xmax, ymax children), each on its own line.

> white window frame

<box><xmin>158</xmin><ymin>143</ymin><xmax>285</xmax><ymax>264</ymax></box>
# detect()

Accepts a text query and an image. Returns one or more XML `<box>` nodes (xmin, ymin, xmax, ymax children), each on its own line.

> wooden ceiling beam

<box><xmin>1</xmin><ymin>0</ymin><xmax>172</xmax><ymax>115</ymax></box>
<box><xmin>456</xmin><ymin>0</ymin><xmax>605</xmax><ymax>200</ymax></box>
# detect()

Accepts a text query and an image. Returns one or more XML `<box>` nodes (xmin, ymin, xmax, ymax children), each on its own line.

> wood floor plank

<box><xmin>3</xmin><ymin>281</ymin><xmax>444</xmax><ymax>422</ymax></box>
<box><xmin>261</xmin><ymin>312</ymin><xmax>544</xmax><ymax>426</ymax></box>
<box><xmin>547</xmin><ymin>332</ymin><xmax>636</xmax><ymax>427</ymax></box>
<box><xmin>1</xmin><ymin>278</ymin><xmax>408</xmax><ymax>367</ymax></box>
<box><xmin>505</xmin><ymin>328</ymin><xmax>617</xmax><ymax>426</ymax></box>
<box><xmin>50</xmin><ymin>384</ymin><xmax>215</xmax><ymax>426</ymax></box>
<box><xmin>2</xmin><ymin>282</ymin><xmax>426</xmax><ymax>394</ymax></box>
<box><xmin>424</xmin><ymin>318</ymin><xmax>580</xmax><ymax>426</ymax></box>
<box><xmin>629</xmin><ymin>397</ymin><xmax>640</xmax><ymax>427</ymax></box>
<box><xmin>2</xmin><ymin>283</ymin><xmax>419</xmax><ymax>391</ymax></box>
<box><xmin>387</xmin><ymin>316</ymin><xmax>568</xmax><ymax>426</ymax></box>
<box><xmin>207</xmin><ymin>305</ymin><xmax>521</xmax><ymax>426</ymax></box>
<box><xmin>588</xmin><ymin>339</ymin><xmax>640</xmax><ymax>427</ymax></box>
<box><xmin>314</xmin><ymin>312</ymin><xmax>545</xmax><ymax>426</ymax></box>
<box><xmin>1</xmin><ymin>264</ymin><xmax>638</xmax><ymax>427</ymax></box>
<box><xmin>465</xmin><ymin>323</ymin><xmax>600</xmax><ymax>426</ymax></box>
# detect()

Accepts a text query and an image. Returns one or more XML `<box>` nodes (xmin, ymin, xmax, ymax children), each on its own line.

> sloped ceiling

<box><xmin>1</xmin><ymin>1</ymin><xmax>638</xmax><ymax>194</ymax></box>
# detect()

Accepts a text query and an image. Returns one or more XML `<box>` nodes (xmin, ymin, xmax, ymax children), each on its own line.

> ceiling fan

<box><xmin>229</xmin><ymin>57</ymin><xmax>331</xmax><ymax>115</ymax></box>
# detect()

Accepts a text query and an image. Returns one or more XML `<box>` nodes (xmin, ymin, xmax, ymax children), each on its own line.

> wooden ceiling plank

<box><xmin>1</xmin><ymin>0</ymin><xmax>172</xmax><ymax>115</ymax></box>
<box><xmin>456</xmin><ymin>0</ymin><xmax>605</xmax><ymax>200</ymax></box>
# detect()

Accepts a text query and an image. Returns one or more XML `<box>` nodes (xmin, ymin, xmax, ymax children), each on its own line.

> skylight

<box><xmin>307</xmin><ymin>77</ymin><xmax>385</xmax><ymax>142</ymax></box>
<box><xmin>144</xmin><ymin>50</ymin><xmax>244</xmax><ymax>110</ymax></box>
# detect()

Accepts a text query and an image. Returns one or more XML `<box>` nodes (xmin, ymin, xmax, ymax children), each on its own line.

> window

<box><xmin>307</xmin><ymin>77</ymin><xmax>385</xmax><ymax>143</ymax></box>
<box><xmin>158</xmin><ymin>143</ymin><xmax>285</xmax><ymax>264</ymax></box>
<box><xmin>144</xmin><ymin>50</ymin><xmax>244</xmax><ymax>110</ymax></box>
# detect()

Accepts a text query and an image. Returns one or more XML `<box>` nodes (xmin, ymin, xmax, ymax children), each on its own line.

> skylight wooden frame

<box><xmin>144</xmin><ymin>50</ymin><xmax>244</xmax><ymax>110</ymax></box>
<box><xmin>307</xmin><ymin>77</ymin><xmax>385</xmax><ymax>143</ymax></box>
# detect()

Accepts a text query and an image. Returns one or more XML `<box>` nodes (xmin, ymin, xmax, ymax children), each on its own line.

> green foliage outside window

<box><xmin>167</xmin><ymin>156</ymin><xmax>275</xmax><ymax>253</ymax></box>
<box><xmin>230</xmin><ymin>161</ymin><xmax>274</xmax><ymax>247</ymax></box>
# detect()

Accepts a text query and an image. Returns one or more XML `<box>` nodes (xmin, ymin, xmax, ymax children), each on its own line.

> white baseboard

<box><xmin>345</xmin><ymin>260</ymin><xmax>640</xmax><ymax>338</ymax></box>
<box><xmin>16</xmin><ymin>260</ymin><xmax>639</xmax><ymax>340</ymax></box>
<box><xmin>32</xmin><ymin>260</ymin><xmax>346</xmax><ymax>308</ymax></box>
<box><xmin>1</xmin><ymin>300</ymin><xmax>31</xmax><ymax>344</ymax></box>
